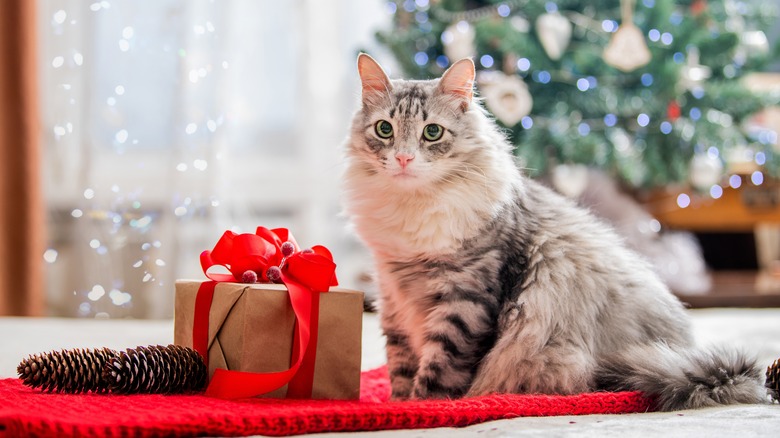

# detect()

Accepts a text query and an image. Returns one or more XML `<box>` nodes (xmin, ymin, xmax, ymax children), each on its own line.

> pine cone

<box><xmin>17</xmin><ymin>347</ymin><xmax>115</xmax><ymax>393</ymax></box>
<box><xmin>18</xmin><ymin>344</ymin><xmax>207</xmax><ymax>395</ymax></box>
<box><xmin>768</xmin><ymin>358</ymin><xmax>780</xmax><ymax>403</ymax></box>
<box><xmin>103</xmin><ymin>344</ymin><xmax>207</xmax><ymax>394</ymax></box>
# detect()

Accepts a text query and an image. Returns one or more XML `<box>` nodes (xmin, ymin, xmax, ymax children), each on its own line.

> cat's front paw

<box><xmin>412</xmin><ymin>375</ymin><xmax>460</xmax><ymax>400</ymax></box>
<box><xmin>390</xmin><ymin>391</ymin><xmax>411</xmax><ymax>401</ymax></box>
<box><xmin>389</xmin><ymin>376</ymin><xmax>414</xmax><ymax>400</ymax></box>
<box><xmin>390</xmin><ymin>383</ymin><xmax>413</xmax><ymax>400</ymax></box>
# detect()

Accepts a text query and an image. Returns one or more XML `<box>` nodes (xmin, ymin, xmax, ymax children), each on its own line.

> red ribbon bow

<box><xmin>193</xmin><ymin>226</ymin><xmax>338</xmax><ymax>399</ymax></box>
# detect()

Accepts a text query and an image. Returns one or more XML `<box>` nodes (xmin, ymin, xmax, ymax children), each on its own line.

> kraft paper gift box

<box><xmin>174</xmin><ymin>280</ymin><xmax>363</xmax><ymax>399</ymax></box>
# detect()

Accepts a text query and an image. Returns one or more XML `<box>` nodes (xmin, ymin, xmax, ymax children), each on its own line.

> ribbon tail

<box><xmin>204</xmin><ymin>274</ymin><xmax>317</xmax><ymax>399</ymax></box>
<box><xmin>193</xmin><ymin>281</ymin><xmax>217</xmax><ymax>367</ymax></box>
<box><xmin>206</xmin><ymin>358</ymin><xmax>305</xmax><ymax>399</ymax></box>
<box><xmin>285</xmin><ymin>281</ymin><xmax>320</xmax><ymax>398</ymax></box>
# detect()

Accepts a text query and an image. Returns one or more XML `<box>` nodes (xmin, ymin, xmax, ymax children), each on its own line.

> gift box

<box><xmin>174</xmin><ymin>281</ymin><xmax>363</xmax><ymax>399</ymax></box>
<box><xmin>173</xmin><ymin>226</ymin><xmax>363</xmax><ymax>400</ymax></box>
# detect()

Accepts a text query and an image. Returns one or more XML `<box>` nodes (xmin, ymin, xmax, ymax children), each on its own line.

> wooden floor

<box><xmin>675</xmin><ymin>270</ymin><xmax>780</xmax><ymax>308</ymax></box>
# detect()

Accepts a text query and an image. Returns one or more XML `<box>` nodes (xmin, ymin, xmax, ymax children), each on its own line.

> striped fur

<box><xmin>342</xmin><ymin>55</ymin><xmax>766</xmax><ymax>410</ymax></box>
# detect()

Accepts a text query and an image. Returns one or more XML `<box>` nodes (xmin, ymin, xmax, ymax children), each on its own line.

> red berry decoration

<box><xmin>281</xmin><ymin>241</ymin><xmax>295</xmax><ymax>257</ymax></box>
<box><xmin>667</xmin><ymin>100</ymin><xmax>681</xmax><ymax>121</ymax></box>
<box><xmin>266</xmin><ymin>266</ymin><xmax>282</xmax><ymax>283</ymax></box>
<box><xmin>241</xmin><ymin>270</ymin><xmax>258</xmax><ymax>284</ymax></box>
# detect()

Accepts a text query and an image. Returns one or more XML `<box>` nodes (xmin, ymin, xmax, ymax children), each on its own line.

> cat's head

<box><xmin>348</xmin><ymin>54</ymin><xmax>500</xmax><ymax>192</ymax></box>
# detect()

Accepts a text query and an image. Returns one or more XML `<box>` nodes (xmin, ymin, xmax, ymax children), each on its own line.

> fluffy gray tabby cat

<box><xmin>342</xmin><ymin>54</ymin><xmax>766</xmax><ymax>410</ymax></box>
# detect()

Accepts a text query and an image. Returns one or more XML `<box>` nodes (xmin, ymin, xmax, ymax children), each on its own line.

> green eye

<box><xmin>375</xmin><ymin>120</ymin><xmax>393</xmax><ymax>139</ymax></box>
<box><xmin>423</xmin><ymin>124</ymin><xmax>443</xmax><ymax>141</ymax></box>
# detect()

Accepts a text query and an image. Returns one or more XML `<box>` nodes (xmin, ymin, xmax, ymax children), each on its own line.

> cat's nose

<box><xmin>395</xmin><ymin>152</ymin><xmax>415</xmax><ymax>168</ymax></box>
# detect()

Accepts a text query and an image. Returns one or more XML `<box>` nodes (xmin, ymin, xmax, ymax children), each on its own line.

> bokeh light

<box><xmin>710</xmin><ymin>185</ymin><xmax>723</xmax><ymax>199</ymax></box>
<box><xmin>676</xmin><ymin>193</ymin><xmax>691</xmax><ymax>208</ymax></box>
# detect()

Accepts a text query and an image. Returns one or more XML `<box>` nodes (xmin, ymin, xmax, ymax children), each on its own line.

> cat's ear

<box><xmin>438</xmin><ymin>58</ymin><xmax>475</xmax><ymax>111</ymax></box>
<box><xmin>357</xmin><ymin>53</ymin><xmax>392</xmax><ymax>102</ymax></box>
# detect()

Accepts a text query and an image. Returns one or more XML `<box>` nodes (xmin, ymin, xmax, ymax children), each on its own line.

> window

<box><xmin>39</xmin><ymin>0</ymin><xmax>390</xmax><ymax>318</ymax></box>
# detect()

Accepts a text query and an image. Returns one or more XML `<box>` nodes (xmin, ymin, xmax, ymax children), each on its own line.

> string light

<box><xmin>428</xmin><ymin>0</ymin><xmax>530</xmax><ymax>23</ymax></box>
<box><xmin>386</xmin><ymin>2</ymin><xmax>397</xmax><ymax>14</ymax></box>
<box><xmin>516</xmin><ymin>58</ymin><xmax>530</xmax><ymax>71</ymax></box>
<box><xmin>648</xmin><ymin>29</ymin><xmax>660</xmax><ymax>41</ymax></box>
<box><xmin>43</xmin><ymin>249</ymin><xmax>59</xmax><ymax>263</ymax></box>
<box><xmin>676</xmin><ymin>193</ymin><xmax>691</xmax><ymax>208</ymax></box>
<box><xmin>751</xmin><ymin>171</ymin><xmax>764</xmax><ymax>186</ymax></box>
<box><xmin>535</xmin><ymin>71</ymin><xmax>551</xmax><ymax>84</ymax></box>
<box><xmin>602</xmin><ymin>20</ymin><xmax>618</xmax><ymax>33</ymax></box>
<box><xmin>710</xmin><ymin>185</ymin><xmax>723</xmax><ymax>199</ymax></box>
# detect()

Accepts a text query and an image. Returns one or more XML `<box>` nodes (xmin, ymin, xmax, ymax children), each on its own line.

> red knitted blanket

<box><xmin>0</xmin><ymin>367</ymin><xmax>652</xmax><ymax>437</ymax></box>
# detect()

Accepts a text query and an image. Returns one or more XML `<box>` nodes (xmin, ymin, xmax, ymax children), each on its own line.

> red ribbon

<box><xmin>193</xmin><ymin>226</ymin><xmax>338</xmax><ymax>399</ymax></box>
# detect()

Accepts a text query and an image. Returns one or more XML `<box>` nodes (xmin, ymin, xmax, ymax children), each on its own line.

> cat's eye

<box><xmin>423</xmin><ymin>124</ymin><xmax>444</xmax><ymax>141</ymax></box>
<box><xmin>375</xmin><ymin>120</ymin><xmax>393</xmax><ymax>139</ymax></box>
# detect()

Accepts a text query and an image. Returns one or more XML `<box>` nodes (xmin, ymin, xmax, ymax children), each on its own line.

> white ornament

<box><xmin>478</xmin><ymin>71</ymin><xmax>533</xmax><ymax>126</ymax></box>
<box><xmin>679</xmin><ymin>46</ymin><xmax>712</xmax><ymax>91</ymax></box>
<box><xmin>726</xmin><ymin>144</ymin><xmax>759</xmax><ymax>174</ymax></box>
<box><xmin>609</xmin><ymin>128</ymin><xmax>633</xmax><ymax>156</ymax></box>
<box><xmin>603</xmin><ymin>0</ymin><xmax>651</xmax><ymax>72</ymax></box>
<box><xmin>536</xmin><ymin>12</ymin><xmax>572</xmax><ymax>61</ymax></box>
<box><xmin>510</xmin><ymin>16</ymin><xmax>531</xmax><ymax>33</ymax></box>
<box><xmin>689</xmin><ymin>154</ymin><xmax>723</xmax><ymax>191</ymax></box>
<box><xmin>442</xmin><ymin>21</ymin><xmax>476</xmax><ymax>62</ymax></box>
<box><xmin>736</xmin><ymin>30</ymin><xmax>770</xmax><ymax>64</ymax></box>
<box><xmin>603</xmin><ymin>24</ymin><xmax>651</xmax><ymax>72</ymax></box>
<box><xmin>741</xmin><ymin>30</ymin><xmax>770</xmax><ymax>55</ymax></box>
<box><xmin>552</xmin><ymin>164</ymin><xmax>589</xmax><ymax>198</ymax></box>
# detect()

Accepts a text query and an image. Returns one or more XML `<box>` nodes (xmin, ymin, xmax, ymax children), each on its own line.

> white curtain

<box><xmin>39</xmin><ymin>0</ymin><xmax>391</xmax><ymax>318</ymax></box>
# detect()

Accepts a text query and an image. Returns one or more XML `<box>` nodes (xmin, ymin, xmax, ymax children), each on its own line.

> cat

<box><xmin>341</xmin><ymin>53</ymin><xmax>766</xmax><ymax>411</ymax></box>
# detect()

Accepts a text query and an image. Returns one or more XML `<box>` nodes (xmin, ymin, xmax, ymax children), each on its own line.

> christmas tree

<box><xmin>376</xmin><ymin>0</ymin><xmax>780</xmax><ymax>191</ymax></box>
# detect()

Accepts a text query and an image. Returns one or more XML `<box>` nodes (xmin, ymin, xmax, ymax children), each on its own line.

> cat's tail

<box><xmin>595</xmin><ymin>343</ymin><xmax>767</xmax><ymax>411</ymax></box>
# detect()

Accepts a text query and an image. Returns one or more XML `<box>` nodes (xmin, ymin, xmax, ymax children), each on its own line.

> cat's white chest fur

<box><xmin>353</xmin><ymin>197</ymin><xmax>469</xmax><ymax>256</ymax></box>
<box><xmin>346</xmin><ymin>171</ymin><xmax>513</xmax><ymax>257</ymax></box>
